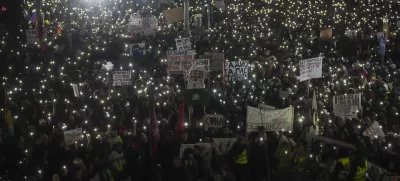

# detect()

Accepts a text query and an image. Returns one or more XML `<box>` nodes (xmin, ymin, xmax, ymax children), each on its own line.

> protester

<box><xmin>1</xmin><ymin>0</ymin><xmax>400</xmax><ymax>181</ymax></box>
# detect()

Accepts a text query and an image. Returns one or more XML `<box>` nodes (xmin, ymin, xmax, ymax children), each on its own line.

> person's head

<box><xmin>182</xmin><ymin>132</ymin><xmax>188</xmax><ymax>142</ymax></box>
<box><xmin>336</xmin><ymin>147</ymin><xmax>349</xmax><ymax>159</ymax></box>
<box><xmin>114</xmin><ymin>142</ymin><xmax>123</xmax><ymax>152</ymax></box>
<box><xmin>222</xmin><ymin>127</ymin><xmax>230</xmax><ymax>135</ymax></box>
<box><xmin>173</xmin><ymin>157</ymin><xmax>182</xmax><ymax>168</ymax></box>
<box><xmin>237</xmin><ymin>135</ymin><xmax>245</xmax><ymax>144</ymax></box>
<box><xmin>110</xmin><ymin>130</ymin><xmax>117</xmax><ymax>137</ymax></box>
<box><xmin>140</xmin><ymin>133</ymin><xmax>148</xmax><ymax>143</ymax></box>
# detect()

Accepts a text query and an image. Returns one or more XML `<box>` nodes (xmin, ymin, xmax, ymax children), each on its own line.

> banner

<box><xmin>166</xmin><ymin>50</ymin><xmax>195</xmax><ymax>73</ymax></box>
<box><xmin>333</xmin><ymin>93</ymin><xmax>361</xmax><ymax>118</ymax></box>
<box><xmin>247</xmin><ymin>106</ymin><xmax>294</xmax><ymax>132</ymax></box>
<box><xmin>64</xmin><ymin>128</ymin><xmax>83</xmax><ymax>145</ymax></box>
<box><xmin>128</xmin><ymin>15</ymin><xmax>158</xmax><ymax>35</ymax></box>
<box><xmin>299</xmin><ymin>57</ymin><xmax>323</xmax><ymax>82</ymax></box>
<box><xmin>362</xmin><ymin>121</ymin><xmax>385</xmax><ymax>139</ymax></box>
<box><xmin>258</xmin><ymin>103</ymin><xmax>276</xmax><ymax>110</ymax></box>
<box><xmin>129</xmin><ymin>43</ymin><xmax>146</xmax><ymax>56</ymax></box>
<box><xmin>175</xmin><ymin>38</ymin><xmax>191</xmax><ymax>50</ymax></box>
<box><xmin>223</xmin><ymin>60</ymin><xmax>249</xmax><ymax>82</ymax></box>
<box><xmin>113</xmin><ymin>71</ymin><xmax>132</xmax><ymax>86</ymax></box>
<box><xmin>204</xmin><ymin>52</ymin><xmax>224</xmax><ymax>71</ymax></box>
<box><xmin>212</xmin><ymin>138</ymin><xmax>236</xmax><ymax>154</ymax></box>
<box><xmin>163</xmin><ymin>8</ymin><xmax>184</xmax><ymax>24</ymax></box>
<box><xmin>205</xmin><ymin>114</ymin><xmax>225</xmax><ymax>129</ymax></box>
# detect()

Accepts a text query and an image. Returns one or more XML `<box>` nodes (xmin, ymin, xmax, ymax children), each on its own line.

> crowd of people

<box><xmin>1</xmin><ymin>0</ymin><xmax>400</xmax><ymax>180</ymax></box>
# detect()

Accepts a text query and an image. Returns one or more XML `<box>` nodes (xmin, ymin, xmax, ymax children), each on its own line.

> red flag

<box><xmin>175</xmin><ymin>101</ymin><xmax>185</xmax><ymax>133</ymax></box>
<box><xmin>151</xmin><ymin>105</ymin><xmax>160</xmax><ymax>161</ymax></box>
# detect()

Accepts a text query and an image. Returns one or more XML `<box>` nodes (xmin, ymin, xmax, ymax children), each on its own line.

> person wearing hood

<box><xmin>230</xmin><ymin>135</ymin><xmax>248</xmax><ymax>181</ymax></box>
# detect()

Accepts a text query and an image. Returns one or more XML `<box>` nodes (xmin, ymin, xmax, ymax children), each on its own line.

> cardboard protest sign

<box><xmin>362</xmin><ymin>121</ymin><xmax>385</xmax><ymax>139</ymax></box>
<box><xmin>129</xmin><ymin>43</ymin><xmax>146</xmax><ymax>55</ymax></box>
<box><xmin>299</xmin><ymin>57</ymin><xmax>323</xmax><ymax>82</ymax></box>
<box><xmin>247</xmin><ymin>106</ymin><xmax>294</xmax><ymax>132</ymax></box>
<box><xmin>332</xmin><ymin>93</ymin><xmax>361</xmax><ymax>118</ymax></box>
<box><xmin>175</xmin><ymin>38</ymin><xmax>191</xmax><ymax>50</ymax></box>
<box><xmin>205</xmin><ymin>114</ymin><xmax>225</xmax><ymax>129</ymax></box>
<box><xmin>64</xmin><ymin>128</ymin><xmax>83</xmax><ymax>145</ymax></box>
<box><xmin>204</xmin><ymin>52</ymin><xmax>224</xmax><ymax>71</ymax></box>
<box><xmin>320</xmin><ymin>28</ymin><xmax>332</xmax><ymax>39</ymax></box>
<box><xmin>113</xmin><ymin>71</ymin><xmax>132</xmax><ymax>86</ymax></box>
<box><xmin>127</xmin><ymin>16</ymin><xmax>158</xmax><ymax>35</ymax></box>
<box><xmin>166</xmin><ymin>50</ymin><xmax>195</xmax><ymax>73</ymax></box>
<box><xmin>163</xmin><ymin>8</ymin><xmax>184</xmax><ymax>24</ymax></box>
<box><xmin>258</xmin><ymin>103</ymin><xmax>276</xmax><ymax>110</ymax></box>
<box><xmin>212</xmin><ymin>138</ymin><xmax>236</xmax><ymax>154</ymax></box>
<box><xmin>223</xmin><ymin>60</ymin><xmax>249</xmax><ymax>82</ymax></box>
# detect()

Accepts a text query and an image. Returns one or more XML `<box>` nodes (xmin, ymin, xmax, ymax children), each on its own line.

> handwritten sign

<box><xmin>333</xmin><ymin>93</ymin><xmax>361</xmax><ymax>118</ymax></box>
<box><xmin>175</xmin><ymin>38</ymin><xmax>191</xmax><ymax>50</ymax></box>
<box><xmin>205</xmin><ymin>114</ymin><xmax>225</xmax><ymax>129</ymax></box>
<box><xmin>166</xmin><ymin>50</ymin><xmax>195</xmax><ymax>73</ymax></box>
<box><xmin>247</xmin><ymin>106</ymin><xmax>294</xmax><ymax>132</ymax></box>
<box><xmin>64</xmin><ymin>128</ymin><xmax>83</xmax><ymax>145</ymax></box>
<box><xmin>193</xmin><ymin>59</ymin><xmax>210</xmax><ymax>71</ymax></box>
<box><xmin>363</xmin><ymin>121</ymin><xmax>385</xmax><ymax>139</ymax></box>
<box><xmin>212</xmin><ymin>138</ymin><xmax>236</xmax><ymax>154</ymax></box>
<box><xmin>223</xmin><ymin>60</ymin><xmax>249</xmax><ymax>82</ymax></box>
<box><xmin>127</xmin><ymin>16</ymin><xmax>158</xmax><ymax>36</ymax></box>
<box><xmin>299</xmin><ymin>57</ymin><xmax>323</xmax><ymax>82</ymax></box>
<box><xmin>26</xmin><ymin>29</ymin><xmax>39</xmax><ymax>44</ymax></box>
<box><xmin>113</xmin><ymin>71</ymin><xmax>132</xmax><ymax>86</ymax></box>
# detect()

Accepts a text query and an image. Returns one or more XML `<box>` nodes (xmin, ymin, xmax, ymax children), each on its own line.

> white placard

<box><xmin>299</xmin><ymin>57</ymin><xmax>323</xmax><ymax>82</ymax></box>
<box><xmin>258</xmin><ymin>103</ymin><xmax>276</xmax><ymax>110</ymax></box>
<box><xmin>204</xmin><ymin>52</ymin><xmax>224</xmax><ymax>71</ymax></box>
<box><xmin>345</xmin><ymin>30</ymin><xmax>358</xmax><ymax>38</ymax></box>
<box><xmin>71</xmin><ymin>83</ymin><xmax>79</xmax><ymax>97</ymax></box>
<box><xmin>247</xmin><ymin>106</ymin><xmax>294</xmax><ymax>132</ymax></box>
<box><xmin>187</xmin><ymin>81</ymin><xmax>205</xmax><ymax>89</ymax></box>
<box><xmin>193</xmin><ymin>59</ymin><xmax>210</xmax><ymax>71</ymax></box>
<box><xmin>26</xmin><ymin>29</ymin><xmax>38</xmax><ymax>44</ymax></box>
<box><xmin>333</xmin><ymin>93</ymin><xmax>361</xmax><ymax>118</ymax></box>
<box><xmin>212</xmin><ymin>138</ymin><xmax>236</xmax><ymax>153</ymax></box>
<box><xmin>127</xmin><ymin>17</ymin><xmax>158</xmax><ymax>35</ymax></box>
<box><xmin>112</xmin><ymin>71</ymin><xmax>132</xmax><ymax>86</ymax></box>
<box><xmin>362</xmin><ymin>121</ymin><xmax>385</xmax><ymax>139</ymax></box>
<box><xmin>129</xmin><ymin>43</ymin><xmax>146</xmax><ymax>55</ymax></box>
<box><xmin>205</xmin><ymin>114</ymin><xmax>225</xmax><ymax>129</ymax></box>
<box><xmin>175</xmin><ymin>38</ymin><xmax>191</xmax><ymax>50</ymax></box>
<box><xmin>64</xmin><ymin>128</ymin><xmax>83</xmax><ymax>145</ymax></box>
<box><xmin>223</xmin><ymin>60</ymin><xmax>249</xmax><ymax>82</ymax></box>
<box><xmin>166</xmin><ymin>50</ymin><xmax>195</xmax><ymax>73</ymax></box>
